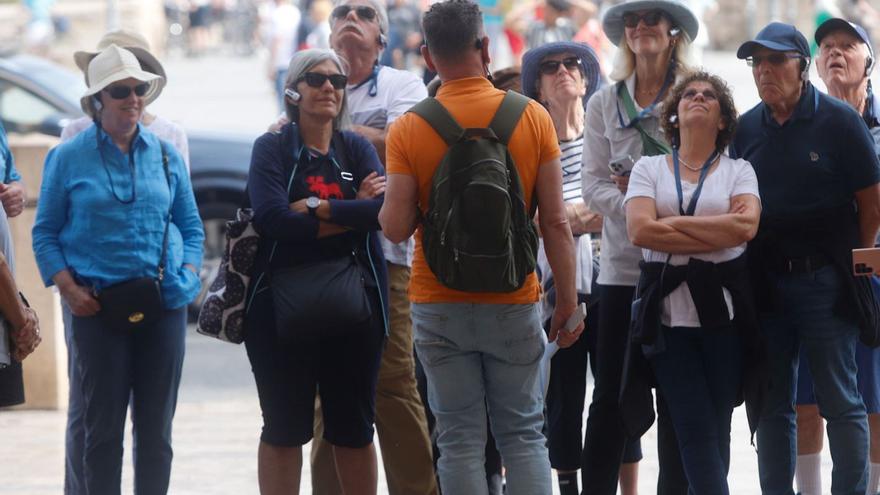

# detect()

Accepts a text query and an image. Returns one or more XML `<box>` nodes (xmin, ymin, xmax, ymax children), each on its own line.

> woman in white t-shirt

<box><xmin>623</xmin><ymin>71</ymin><xmax>761</xmax><ymax>495</ymax></box>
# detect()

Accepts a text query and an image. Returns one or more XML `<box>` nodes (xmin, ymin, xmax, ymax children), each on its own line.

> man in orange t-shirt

<box><xmin>379</xmin><ymin>1</ymin><xmax>583</xmax><ymax>492</ymax></box>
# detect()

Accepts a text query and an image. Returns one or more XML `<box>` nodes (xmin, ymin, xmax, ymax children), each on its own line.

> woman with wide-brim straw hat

<box><xmin>32</xmin><ymin>44</ymin><xmax>204</xmax><ymax>495</ymax></box>
<box><xmin>62</xmin><ymin>29</ymin><xmax>189</xmax><ymax>171</ymax></box>
<box><xmin>580</xmin><ymin>0</ymin><xmax>698</xmax><ymax>493</ymax></box>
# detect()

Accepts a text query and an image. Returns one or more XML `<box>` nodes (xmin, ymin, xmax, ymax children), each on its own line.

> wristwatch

<box><xmin>306</xmin><ymin>196</ymin><xmax>321</xmax><ymax>217</ymax></box>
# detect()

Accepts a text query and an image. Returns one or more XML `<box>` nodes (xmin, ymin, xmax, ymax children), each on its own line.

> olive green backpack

<box><xmin>410</xmin><ymin>91</ymin><xmax>538</xmax><ymax>293</ymax></box>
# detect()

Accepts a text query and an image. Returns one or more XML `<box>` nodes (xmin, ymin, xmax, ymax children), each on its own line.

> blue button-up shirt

<box><xmin>32</xmin><ymin>123</ymin><xmax>204</xmax><ymax>310</ymax></box>
<box><xmin>0</xmin><ymin>122</ymin><xmax>22</xmax><ymax>184</ymax></box>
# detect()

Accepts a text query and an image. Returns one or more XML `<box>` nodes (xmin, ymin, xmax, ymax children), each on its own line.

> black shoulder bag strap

<box><xmin>157</xmin><ymin>142</ymin><xmax>172</xmax><ymax>282</ymax></box>
<box><xmin>487</xmin><ymin>91</ymin><xmax>529</xmax><ymax>145</ymax></box>
<box><xmin>330</xmin><ymin>131</ymin><xmax>357</xmax><ymax>197</ymax></box>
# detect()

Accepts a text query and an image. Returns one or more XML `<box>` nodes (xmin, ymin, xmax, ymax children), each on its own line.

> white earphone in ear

<box><xmin>801</xmin><ymin>58</ymin><xmax>811</xmax><ymax>82</ymax></box>
<box><xmin>378</xmin><ymin>33</ymin><xmax>388</xmax><ymax>47</ymax></box>
<box><xmin>93</xmin><ymin>96</ymin><xmax>103</xmax><ymax>111</ymax></box>
<box><xmin>669</xmin><ymin>27</ymin><xmax>681</xmax><ymax>37</ymax></box>
<box><xmin>284</xmin><ymin>88</ymin><xmax>301</xmax><ymax>102</ymax></box>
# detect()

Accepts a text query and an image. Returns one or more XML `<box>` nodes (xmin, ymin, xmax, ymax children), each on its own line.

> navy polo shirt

<box><xmin>730</xmin><ymin>82</ymin><xmax>880</xmax><ymax>220</ymax></box>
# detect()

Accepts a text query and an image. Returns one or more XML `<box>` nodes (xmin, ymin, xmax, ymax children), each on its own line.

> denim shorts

<box><xmin>245</xmin><ymin>287</ymin><xmax>385</xmax><ymax>448</ymax></box>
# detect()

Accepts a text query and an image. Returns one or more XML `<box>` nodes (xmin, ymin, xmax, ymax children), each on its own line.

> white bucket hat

<box><xmin>81</xmin><ymin>44</ymin><xmax>164</xmax><ymax>116</ymax></box>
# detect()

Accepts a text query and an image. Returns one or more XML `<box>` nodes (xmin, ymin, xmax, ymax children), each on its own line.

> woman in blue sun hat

<box><xmin>522</xmin><ymin>40</ymin><xmax>631</xmax><ymax>495</ymax></box>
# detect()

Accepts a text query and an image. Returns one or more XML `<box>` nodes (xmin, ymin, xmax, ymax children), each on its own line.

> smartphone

<box><xmin>854</xmin><ymin>247</ymin><xmax>880</xmax><ymax>276</ymax></box>
<box><xmin>608</xmin><ymin>155</ymin><xmax>634</xmax><ymax>176</ymax></box>
<box><xmin>563</xmin><ymin>302</ymin><xmax>587</xmax><ymax>332</ymax></box>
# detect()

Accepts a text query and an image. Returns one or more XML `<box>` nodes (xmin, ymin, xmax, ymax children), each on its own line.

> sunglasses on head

<box><xmin>622</xmin><ymin>10</ymin><xmax>666</xmax><ymax>28</ymax></box>
<box><xmin>102</xmin><ymin>83</ymin><xmax>150</xmax><ymax>100</ymax></box>
<box><xmin>745</xmin><ymin>52</ymin><xmax>803</xmax><ymax>67</ymax></box>
<box><xmin>681</xmin><ymin>88</ymin><xmax>718</xmax><ymax>101</ymax></box>
<box><xmin>331</xmin><ymin>5</ymin><xmax>377</xmax><ymax>21</ymax></box>
<box><xmin>539</xmin><ymin>56</ymin><xmax>581</xmax><ymax>75</ymax></box>
<box><xmin>298</xmin><ymin>72</ymin><xmax>348</xmax><ymax>89</ymax></box>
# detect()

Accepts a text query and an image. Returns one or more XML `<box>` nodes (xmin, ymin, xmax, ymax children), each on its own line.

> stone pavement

<box><xmin>0</xmin><ymin>327</ymin><xmax>836</xmax><ymax>494</ymax></box>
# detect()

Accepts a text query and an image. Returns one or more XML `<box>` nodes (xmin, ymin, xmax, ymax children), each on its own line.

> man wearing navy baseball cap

<box><xmin>790</xmin><ymin>18</ymin><xmax>880</xmax><ymax>495</ymax></box>
<box><xmin>730</xmin><ymin>21</ymin><xmax>880</xmax><ymax>495</ymax></box>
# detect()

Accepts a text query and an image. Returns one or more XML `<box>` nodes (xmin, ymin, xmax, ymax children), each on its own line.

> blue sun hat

<box><xmin>521</xmin><ymin>41</ymin><xmax>601</xmax><ymax>108</ymax></box>
<box><xmin>602</xmin><ymin>0</ymin><xmax>699</xmax><ymax>47</ymax></box>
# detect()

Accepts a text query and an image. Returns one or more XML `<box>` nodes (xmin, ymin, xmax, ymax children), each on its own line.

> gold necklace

<box><xmin>679</xmin><ymin>153</ymin><xmax>719</xmax><ymax>172</ymax></box>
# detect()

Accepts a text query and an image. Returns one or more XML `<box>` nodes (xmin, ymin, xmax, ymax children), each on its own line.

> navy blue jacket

<box><xmin>246</xmin><ymin>123</ymin><xmax>389</xmax><ymax>332</ymax></box>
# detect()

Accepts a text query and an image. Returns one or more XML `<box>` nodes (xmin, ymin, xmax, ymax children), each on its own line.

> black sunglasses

<box><xmin>331</xmin><ymin>5</ymin><xmax>377</xmax><ymax>21</ymax></box>
<box><xmin>745</xmin><ymin>53</ymin><xmax>803</xmax><ymax>67</ymax></box>
<box><xmin>622</xmin><ymin>10</ymin><xmax>666</xmax><ymax>28</ymax></box>
<box><xmin>103</xmin><ymin>83</ymin><xmax>150</xmax><ymax>100</ymax></box>
<box><xmin>298</xmin><ymin>72</ymin><xmax>348</xmax><ymax>89</ymax></box>
<box><xmin>539</xmin><ymin>56</ymin><xmax>581</xmax><ymax>75</ymax></box>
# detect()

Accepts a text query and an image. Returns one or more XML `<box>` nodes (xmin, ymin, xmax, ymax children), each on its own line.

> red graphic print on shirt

<box><xmin>306</xmin><ymin>176</ymin><xmax>344</xmax><ymax>200</ymax></box>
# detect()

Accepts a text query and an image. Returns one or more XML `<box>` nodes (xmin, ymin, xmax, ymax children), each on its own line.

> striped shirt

<box><xmin>560</xmin><ymin>136</ymin><xmax>584</xmax><ymax>204</ymax></box>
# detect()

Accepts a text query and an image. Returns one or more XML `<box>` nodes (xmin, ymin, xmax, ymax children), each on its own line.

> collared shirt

<box><xmin>387</xmin><ymin>76</ymin><xmax>559</xmax><ymax>304</ymax></box>
<box><xmin>32</xmin><ymin>123</ymin><xmax>205</xmax><ymax>310</ymax></box>
<box><xmin>347</xmin><ymin>65</ymin><xmax>427</xmax><ymax>268</ymax></box>
<box><xmin>582</xmin><ymin>72</ymin><xmax>667</xmax><ymax>286</ymax></box>
<box><xmin>731</xmin><ymin>82</ymin><xmax>880</xmax><ymax>218</ymax></box>
<box><xmin>730</xmin><ymin>82</ymin><xmax>880</xmax><ymax>256</ymax></box>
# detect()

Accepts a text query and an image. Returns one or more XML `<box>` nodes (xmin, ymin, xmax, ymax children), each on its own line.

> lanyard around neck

<box><xmin>616</xmin><ymin>61</ymin><xmax>676</xmax><ymax>129</ymax></box>
<box><xmin>672</xmin><ymin>147</ymin><xmax>718</xmax><ymax>216</ymax></box>
<box><xmin>96</xmin><ymin>125</ymin><xmax>137</xmax><ymax>204</ymax></box>
<box><xmin>352</xmin><ymin>63</ymin><xmax>380</xmax><ymax>97</ymax></box>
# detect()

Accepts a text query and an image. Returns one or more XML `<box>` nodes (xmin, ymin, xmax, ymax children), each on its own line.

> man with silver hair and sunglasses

<box><xmin>308</xmin><ymin>0</ymin><xmax>436</xmax><ymax>494</ymax></box>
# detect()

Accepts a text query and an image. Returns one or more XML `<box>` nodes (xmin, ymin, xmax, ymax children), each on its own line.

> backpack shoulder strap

<box><xmin>409</xmin><ymin>97</ymin><xmax>464</xmax><ymax>146</ymax></box>
<box><xmin>488</xmin><ymin>91</ymin><xmax>530</xmax><ymax>145</ymax></box>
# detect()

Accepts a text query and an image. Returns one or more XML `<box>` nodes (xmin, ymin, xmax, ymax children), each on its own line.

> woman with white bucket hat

<box><xmin>32</xmin><ymin>44</ymin><xmax>204</xmax><ymax>495</ymax></box>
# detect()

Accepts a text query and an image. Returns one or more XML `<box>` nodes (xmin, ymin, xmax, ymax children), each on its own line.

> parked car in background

<box><xmin>0</xmin><ymin>54</ymin><xmax>253</xmax><ymax>319</ymax></box>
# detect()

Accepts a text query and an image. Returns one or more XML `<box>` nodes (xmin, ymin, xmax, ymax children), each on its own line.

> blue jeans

<box><xmin>70</xmin><ymin>307</ymin><xmax>187</xmax><ymax>495</ymax></box>
<box><xmin>412</xmin><ymin>302</ymin><xmax>551</xmax><ymax>495</ymax></box>
<box><xmin>649</xmin><ymin>325</ymin><xmax>743</xmax><ymax>495</ymax></box>
<box><xmin>757</xmin><ymin>265</ymin><xmax>868</xmax><ymax>495</ymax></box>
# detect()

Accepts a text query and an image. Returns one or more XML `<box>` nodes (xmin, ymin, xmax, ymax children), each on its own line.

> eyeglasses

<box><xmin>745</xmin><ymin>53</ymin><xmax>803</xmax><ymax>67</ymax></box>
<box><xmin>102</xmin><ymin>83</ymin><xmax>150</xmax><ymax>100</ymax></box>
<box><xmin>331</xmin><ymin>5</ymin><xmax>377</xmax><ymax>21</ymax></box>
<box><xmin>681</xmin><ymin>88</ymin><xmax>718</xmax><ymax>101</ymax></box>
<box><xmin>539</xmin><ymin>56</ymin><xmax>581</xmax><ymax>75</ymax></box>
<box><xmin>622</xmin><ymin>10</ymin><xmax>666</xmax><ymax>28</ymax></box>
<box><xmin>298</xmin><ymin>72</ymin><xmax>348</xmax><ymax>89</ymax></box>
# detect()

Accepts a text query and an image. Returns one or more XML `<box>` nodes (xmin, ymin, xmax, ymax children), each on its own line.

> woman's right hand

<box><xmin>610</xmin><ymin>173</ymin><xmax>629</xmax><ymax>195</ymax></box>
<box><xmin>357</xmin><ymin>172</ymin><xmax>386</xmax><ymax>200</ymax></box>
<box><xmin>62</xmin><ymin>284</ymin><xmax>101</xmax><ymax>317</ymax></box>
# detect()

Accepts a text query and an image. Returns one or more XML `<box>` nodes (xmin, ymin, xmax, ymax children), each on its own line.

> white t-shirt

<box><xmin>60</xmin><ymin>115</ymin><xmax>190</xmax><ymax>173</ymax></box>
<box><xmin>624</xmin><ymin>154</ymin><xmax>760</xmax><ymax>328</ymax></box>
<box><xmin>348</xmin><ymin>66</ymin><xmax>427</xmax><ymax>267</ymax></box>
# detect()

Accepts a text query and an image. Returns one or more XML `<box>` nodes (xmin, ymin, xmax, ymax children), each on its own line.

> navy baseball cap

<box><xmin>815</xmin><ymin>18</ymin><xmax>874</xmax><ymax>61</ymax></box>
<box><xmin>737</xmin><ymin>22</ymin><xmax>811</xmax><ymax>59</ymax></box>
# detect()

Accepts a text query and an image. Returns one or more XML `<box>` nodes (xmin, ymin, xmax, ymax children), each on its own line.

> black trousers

<box><xmin>580</xmin><ymin>284</ymin><xmax>688</xmax><ymax>495</ymax></box>
<box><xmin>545</xmin><ymin>290</ymin><xmax>642</xmax><ymax>471</ymax></box>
